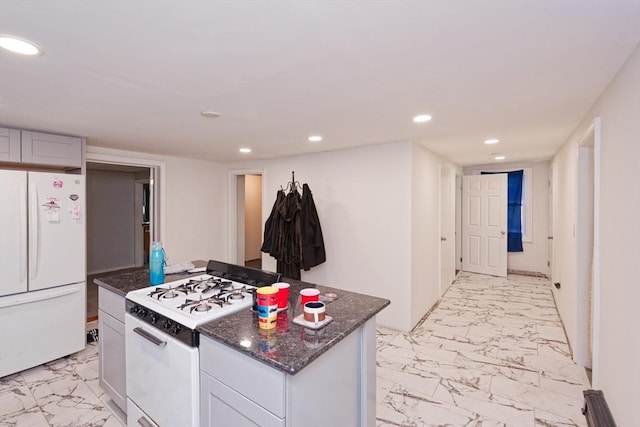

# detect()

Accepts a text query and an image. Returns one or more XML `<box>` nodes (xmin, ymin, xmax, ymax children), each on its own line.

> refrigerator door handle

<box><xmin>19</xmin><ymin>182</ymin><xmax>27</xmax><ymax>282</ymax></box>
<box><xmin>0</xmin><ymin>283</ymin><xmax>83</xmax><ymax>309</ymax></box>
<box><xmin>29</xmin><ymin>181</ymin><xmax>39</xmax><ymax>280</ymax></box>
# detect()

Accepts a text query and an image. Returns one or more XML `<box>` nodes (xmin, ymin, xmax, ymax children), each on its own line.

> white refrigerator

<box><xmin>0</xmin><ymin>170</ymin><xmax>86</xmax><ymax>377</ymax></box>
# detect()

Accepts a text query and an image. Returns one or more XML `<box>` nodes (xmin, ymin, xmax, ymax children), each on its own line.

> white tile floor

<box><xmin>1</xmin><ymin>272</ymin><xmax>589</xmax><ymax>426</ymax></box>
<box><xmin>376</xmin><ymin>272</ymin><xmax>589</xmax><ymax>426</ymax></box>
<box><xmin>0</xmin><ymin>342</ymin><xmax>124</xmax><ymax>427</ymax></box>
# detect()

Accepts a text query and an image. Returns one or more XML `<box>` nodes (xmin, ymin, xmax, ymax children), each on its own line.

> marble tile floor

<box><xmin>2</xmin><ymin>272</ymin><xmax>589</xmax><ymax>427</ymax></box>
<box><xmin>0</xmin><ymin>342</ymin><xmax>125</xmax><ymax>427</ymax></box>
<box><xmin>376</xmin><ymin>272</ymin><xmax>590</xmax><ymax>427</ymax></box>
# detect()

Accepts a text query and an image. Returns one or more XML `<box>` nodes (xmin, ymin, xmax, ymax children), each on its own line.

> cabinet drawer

<box><xmin>201</xmin><ymin>373</ymin><xmax>285</xmax><ymax>427</ymax></box>
<box><xmin>99</xmin><ymin>286</ymin><xmax>126</xmax><ymax>323</ymax></box>
<box><xmin>0</xmin><ymin>127</ymin><xmax>21</xmax><ymax>162</ymax></box>
<box><xmin>200</xmin><ymin>337</ymin><xmax>285</xmax><ymax>417</ymax></box>
<box><xmin>21</xmin><ymin>131</ymin><xmax>82</xmax><ymax>167</ymax></box>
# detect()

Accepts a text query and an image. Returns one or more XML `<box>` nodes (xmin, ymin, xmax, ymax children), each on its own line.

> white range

<box><xmin>124</xmin><ymin>261</ymin><xmax>280</xmax><ymax>427</ymax></box>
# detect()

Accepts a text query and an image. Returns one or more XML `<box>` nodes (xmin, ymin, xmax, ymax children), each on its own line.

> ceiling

<box><xmin>1</xmin><ymin>1</ymin><xmax>639</xmax><ymax>166</ymax></box>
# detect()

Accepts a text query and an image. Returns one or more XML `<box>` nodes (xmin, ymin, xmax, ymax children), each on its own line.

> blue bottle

<box><xmin>149</xmin><ymin>241</ymin><xmax>166</xmax><ymax>285</ymax></box>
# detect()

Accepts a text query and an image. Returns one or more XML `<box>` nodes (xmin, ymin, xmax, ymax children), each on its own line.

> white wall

<box><xmin>86</xmin><ymin>146</ymin><xmax>229</xmax><ymax>265</ymax></box>
<box><xmin>229</xmin><ymin>142</ymin><xmax>414</xmax><ymax>330</ymax></box>
<box><xmin>553</xmin><ymin>43</ymin><xmax>640</xmax><ymax>426</ymax></box>
<box><xmin>411</xmin><ymin>144</ymin><xmax>443</xmax><ymax>327</ymax></box>
<box><xmin>464</xmin><ymin>161</ymin><xmax>550</xmax><ymax>275</ymax></box>
<box><xmin>86</xmin><ymin>169</ymin><xmax>137</xmax><ymax>273</ymax></box>
<box><xmin>244</xmin><ymin>174</ymin><xmax>262</xmax><ymax>261</ymax></box>
<box><xmin>552</xmin><ymin>140</ymin><xmax>579</xmax><ymax>357</ymax></box>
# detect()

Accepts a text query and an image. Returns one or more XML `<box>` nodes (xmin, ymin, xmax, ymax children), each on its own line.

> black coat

<box><xmin>300</xmin><ymin>184</ymin><xmax>326</xmax><ymax>270</ymax></box>
<box><xmin>261</xmin><ymin>184</ymin><xmax>326</xmax><ymax>279</ymax></box>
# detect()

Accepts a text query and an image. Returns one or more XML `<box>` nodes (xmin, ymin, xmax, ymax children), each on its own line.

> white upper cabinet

<box><xmin>21</xmin><ymin>131</ymin><xmax>82</xmax><ymax>168</ymax></box>
<box><xmin>0</xmin><ymin>127</ymin><xmax>21</xmax><ymax>162</ymax></box>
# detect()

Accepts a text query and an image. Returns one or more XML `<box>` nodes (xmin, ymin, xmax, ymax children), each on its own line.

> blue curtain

<box><xmin>482</xmin><ymin>170</ymin><xmax>524</xmax><ymax>252</ymax></box>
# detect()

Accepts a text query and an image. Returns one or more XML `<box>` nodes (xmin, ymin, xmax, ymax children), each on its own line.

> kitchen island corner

<box><xmin>197</xmin><ymin>277</ymin><xmax>389</xmax><ymax>427</ymax></box>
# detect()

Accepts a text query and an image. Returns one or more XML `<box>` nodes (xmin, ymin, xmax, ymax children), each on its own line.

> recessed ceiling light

<box><xmin>239</xmin><ymin>148</ymin><xmax>251</xmax><ymax>153</ymax></box>
<box><xmin>412</xmin><ymin>114</ymin><xmax>432</xmax><ymax>123</ymax></box>
<box><xmin>0</xmin><ymin>35</ymin><xmax>43</xmax><ymax>56</ymax></box>
<box><xmin>308</xmin><ymin>135</ymin><xmax>323</xmax><ymax>142</ymax></box>
<box><xmin>200</xmin><ymin>111</ymin><xmax>220</xmax><ymax>118</ymax></box>
<box><xmin>494</xmin><ymin>155</ymin><xmax>506</xmax><ymax>160</ymax></box>
<box><xmin>484</xmin><ymin>138</ymin><xmax>499</xmax><ymax>145</ymax></box>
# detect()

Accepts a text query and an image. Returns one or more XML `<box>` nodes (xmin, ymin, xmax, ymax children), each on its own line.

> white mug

<box><xmin>303</xmin><ymin>301</ymin><xmax>326</xmax><ymax>324</ymax></box>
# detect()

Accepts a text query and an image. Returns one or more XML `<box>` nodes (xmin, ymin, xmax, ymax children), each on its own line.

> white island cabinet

<box><xmin>98</xmin><ymin>286</ymin><xmax>127</xmax><ymax>413</ymax></box>
<box><xmin>199</xmin><ymin>318</ymin><xmax>377</xmax><ymax>427</ymax></box>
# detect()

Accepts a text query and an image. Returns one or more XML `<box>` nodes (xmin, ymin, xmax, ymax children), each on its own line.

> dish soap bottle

<box><xmin>149</xmin><ymin>241</ymin><xmax>166</xmax><ymax>285</ymax></box>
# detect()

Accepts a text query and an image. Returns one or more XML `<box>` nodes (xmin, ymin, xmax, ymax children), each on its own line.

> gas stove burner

<box><xmin>228</xmin><ymin>292</ymin><xmax>245</xmax><ymax>301</ymax></box>
<box><xmin>148</xmin><ymin>286</ymin><xmax>188</xmax><ymax>300</ymax></box>
<box><xmin>177</xmin><ymin>294</ymin><xmax>230</xmax><ymax>313</ymax></box>
<box><xmin>225</xmin><ymin>285</ymin><xmax>248</xmax><ymax>302</ymax></box>
<box><xmin>186</xmin><ymin>277</ymin><xmax>234</xmax><ymax>294</ymax></box>
<box><xmin>190</xmin><ymin>302</ymin><xmax>212</xmax><ymax>313</ymax></box>
<box><xmin>160</xmin><ymin>290</ymin><xmax>183</xmax><ymax>299</ymax></box>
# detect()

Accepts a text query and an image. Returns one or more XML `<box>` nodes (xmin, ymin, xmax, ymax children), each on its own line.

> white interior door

<box><xmin>462</xmin><ymin>174</ymin><xmax>507</xmax><ymax>277</ymax></box>
<box><xmin>439</xmin><ymin>165</ymin><xmax>456</xmax><ymax>295</ymax></box>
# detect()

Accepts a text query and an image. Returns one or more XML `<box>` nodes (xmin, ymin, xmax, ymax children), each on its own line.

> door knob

<box><xmin>440</xmin><ymin>236</ymin><xmax>447</xmax><ymax>241</ymax></box>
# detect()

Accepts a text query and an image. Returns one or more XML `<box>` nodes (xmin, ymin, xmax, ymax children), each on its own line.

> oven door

<box><xmin>125</xmin><ymin>313</ymin><xmax>199</xmax><ymax>427</ymax></box>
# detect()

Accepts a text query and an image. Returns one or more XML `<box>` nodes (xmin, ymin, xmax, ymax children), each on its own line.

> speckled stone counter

<box><xmin>93</xmin><ymin>260</ymin><xmax>207</xmax><ymax>296</ymax></box>
<box><xmin>94</xmin><ymin>263</ymin><xmax>389</xmax><ymax>375</ymax></box>
<box><xmin>197</xmin><ymin>278</ymin><xmax>390</xmax><ymax>375</ymax></box>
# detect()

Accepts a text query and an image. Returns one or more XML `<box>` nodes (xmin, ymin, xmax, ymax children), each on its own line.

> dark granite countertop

<box><xmin>197</xmin><ymin>278</ymin><xmax>389</xmax><ymax>375</ymax></box>
<box><xmin>94</xmin><ymin>262</ymin><xmax>390</xmax><ymax>375</ymax></box>
<box><xmin>93</xmin><ymin>260</ymin><xmax>208</xmax><ymax>296</ymax></box>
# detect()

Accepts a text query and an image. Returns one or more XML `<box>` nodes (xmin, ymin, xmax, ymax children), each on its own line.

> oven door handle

<box><xmin>137</xmin><ymin>416</ymin><xmax>155</xmax><ymax>427</ymax></box>
<box><xmin>133</xmin><ymin>327</ymin><xmax>167</xmax><ymax>347</ymax></box>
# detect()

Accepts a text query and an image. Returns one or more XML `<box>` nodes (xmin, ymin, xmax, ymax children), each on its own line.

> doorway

<box><xmin>229</xmin><ymin>169</ymin><xmax>264</xmax><ymax>268</ymax></box>
<box><xmin>439</xmin><ymin>164</ymin><xmax>456</xmax><ymax>295</ymax></box>
<box><xmin>85</xmin><ymin>163</ymin><xmax>151</xmax><ymax>325</ymax></box>
<box><xmin>84</xmin><ymin>151</ymin><xmax>164</xmax><ymax>329</ymax></box>
<box><xmin>575</xmin><ymin>118</ymin><xmax>601</xmax><ymax>377</ymax></box>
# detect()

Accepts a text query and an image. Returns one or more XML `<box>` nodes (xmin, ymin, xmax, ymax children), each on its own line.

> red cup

<box><xmin>300</xmin><ymin>288</ymin><xmax>320</xmax><ymax>306</ymax></box>
<box><xmin>273</xmin><ymin>282</ymin><xmax>290</xmax><ymax>309</ymax></box>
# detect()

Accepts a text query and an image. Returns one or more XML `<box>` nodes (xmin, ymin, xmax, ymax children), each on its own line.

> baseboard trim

<box><xmin>88</xmin><ymin>264</ymin><xmax>139</xmax><ymax>276</ymax></box>
<box><xmin>507</xmin><ymin>269</ymin><xmax>549</xmax><ymax>279</ymax></box>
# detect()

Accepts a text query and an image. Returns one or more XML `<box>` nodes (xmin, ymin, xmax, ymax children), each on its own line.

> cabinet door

<box><xmin>99</xmin><ymin>310</ymin><xmax>127</xmax><ymax>413</ymax></box>
<box><xmin>0</xmin><ymin>127</ymin><xmax>21</xmax><ymax>162</ymax></box>
<box><xmin>200</xmin><ymin>373</ymin><xmax>285</xmax><ymax>427</ymax></box>
<box><xmin>21</xmin><ymin>131</ymin><xmax>82</xmax><ymax>167</ymax></box>
<box><xmin>200</xmin><ymin>336</ymin><xmax>285</xmax><ymax>416</ymax></box>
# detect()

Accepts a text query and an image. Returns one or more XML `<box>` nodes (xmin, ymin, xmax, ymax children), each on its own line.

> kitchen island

<box><xmin>95</xmin><ymin>263</ymin><xmax>389</xmax><ymax>427</ymax></box>
<box><xmin>93</xmin><ymin>261</ymin><xmax>210</xmax><ymax>415</ymax></box>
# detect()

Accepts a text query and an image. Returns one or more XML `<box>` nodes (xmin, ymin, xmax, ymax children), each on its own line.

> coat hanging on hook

<box><xmin>261</xmin><ymin>171</ymin><xmax>326</xmax><ymax>280</ymax></box>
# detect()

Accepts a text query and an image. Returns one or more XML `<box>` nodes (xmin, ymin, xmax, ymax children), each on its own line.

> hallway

<box><xmin>376</xmin><ymin>272</ymin><xmax>588</xmax><ymax>426</ymax></box>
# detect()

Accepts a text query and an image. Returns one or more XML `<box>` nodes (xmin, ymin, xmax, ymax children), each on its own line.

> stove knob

<box><xmin>171</xmin><ymin>325</ymin><xmax>181</xmax><ymax>335</ymax></box>
<box><xmin>150</xmin><ymin>313</ymin><xmax>158</xmax><ymax>324</ymax></box>
<box><xmin>163</xmin><ymin>319</ymin><xmax>173</xmax><ymax>330</ymax></box>
<box><xmin>137</xmin><ymin>308</ymin><xmax>148</xmax><ymax>318</ymax></box>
